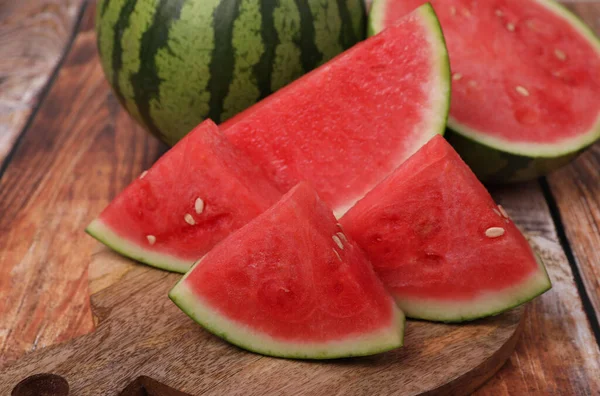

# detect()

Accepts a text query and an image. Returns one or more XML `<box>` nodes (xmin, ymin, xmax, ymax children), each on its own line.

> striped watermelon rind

<box><xmin>96</xmin><ymin>0</ymin><xmax>366</xmax><ymax>146</ymax></box>
<box><xmin>169</xmin><ymin>262</ymin><xmax>406</xmax><ymax>359</ymax></box>
<box><xmin>368</xmin><ymin>0</ymin><xmax>600</xmax><ymax>183</ymax></box>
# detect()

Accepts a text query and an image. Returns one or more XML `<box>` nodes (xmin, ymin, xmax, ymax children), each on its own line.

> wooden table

<box><xmin>1</xmin><ymin>1</ymin><xmax>599</xmax><ymax>394</ymax></box>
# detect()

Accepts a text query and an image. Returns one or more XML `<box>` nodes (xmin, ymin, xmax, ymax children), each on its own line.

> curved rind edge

<box><xmin>86</xmin><ymin>219</ymin><xmax>192</xmax><ymax>274</ymax></box>
<box><xmin>367</xmin><ymin>2</ymin><xmax>451</xmax><ymax>138</ymax></box>
<box><xmin>447</xmin><ymin>0</ymin><xmax>600</xmax><ymax>159</ymax></box>
<box><xmin>445</xmin><ymin>130</ymin><xmax>582</xmax><ymax>183</ymax></box>
<box><xmin>168</xmin><ymin>269</ymin><xmax>406</xmax><ymax>359</ymax></box>
<box><xmin>396</xmin><ymin>254</ymin><xmax>551</xmax><ymax>323</ymax></box>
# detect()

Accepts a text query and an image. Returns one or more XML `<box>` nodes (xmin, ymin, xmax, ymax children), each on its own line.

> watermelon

<box><xmin>86</xmin><ymin>120</ymin><xmax>281</xmax><ymax>273</ymax></box>
<box><xmin>340</xmin><ymin>135</ymin><xmax>552</xmax><ymax>322</ymax></box>
<box><xmin>222</xmin><ymin>3</ymin><xmax>450</xmax><ymax>216</ymax></box>
<box><xmin>96</xmin><ymin>0</ymin><xmax>366</xmax><ymax>146</ymax></box>
<box><xmin>169</xmin><ymin>183</ymin><xmax>405</xmax><ymax>359</ymax></box>
<box><xmin>369</xmin><ymin>0</ymin><xmax>600</xmax><ymax>183</ymax></box>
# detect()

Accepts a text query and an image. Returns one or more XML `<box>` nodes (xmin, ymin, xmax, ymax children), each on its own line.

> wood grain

<box><xmin>0</xmin><ymin>7</ymin><xmax>166</xmax><ymax>367</ymax></box>
<box><xmin>0</xmin><ymin>0</ymin><xmax>85</xmax><ymax>166</ymax></box>
<box><xmin>547</xmin><ymin>144</ymin><xmax>600</xmax><ymax>319</ymax></box>
<box><xmin>474</xmin><ymin>183</ymin><xmax>600</xmax><ymax>395</ymax></box>
<box><xmin>0</xmin><ymin>250</ymin><xmax>525</xmax><ymax>396</ymax></box>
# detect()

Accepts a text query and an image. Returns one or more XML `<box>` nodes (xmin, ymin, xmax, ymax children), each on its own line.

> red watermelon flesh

<box><xmin>340</xmin><ymin>135</ymin><xmax>551</xmax><ymax>322</ymax></box>
<box><xmin>222</xmin><ymin>4</ymin><xmax>450</xmax><ymax>217</ymax></box>
<box><xmin>169</xmin><ymin>183</ymin><xmax>405</xmax><ymax>359</ymax></box>
<box><xmin>86</xmin><ymin>120</ymin><xmax>281</xmax><ymax>273</ymax></box>
<box><xmin>370</xmin><ymin>0</ymin><xmax>600</xmax><ymax>155</ymax></box>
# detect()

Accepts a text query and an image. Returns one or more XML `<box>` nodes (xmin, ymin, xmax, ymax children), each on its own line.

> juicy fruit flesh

<box><xmin>341</xmin><ymin>136</ymin><xmax>550</xmax><ymax>302</ymax></box>
<box><xmin>223</xmin><ymin>4</ymin><xmax>449</xmax><ymax>216</ymax></box>
<box><xmin>171</xmin><ymin>183</ymin><xmax>403</xmax><ymax>354</ymax></box>
<box><xmin>379</xmin><ymin>0</ymin><xmax>600</xmax><ymax>146</ymax></box>
<box><xmin>88</xmin><ymin>120</ymin><xmax>280</xmax><ymax>270</ymax></box>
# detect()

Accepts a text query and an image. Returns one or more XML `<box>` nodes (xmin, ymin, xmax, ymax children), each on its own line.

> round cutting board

<box><xmin>0</xmin><ymin>250</ymin><xmax>524</xmax><ymax>395</ymax></box>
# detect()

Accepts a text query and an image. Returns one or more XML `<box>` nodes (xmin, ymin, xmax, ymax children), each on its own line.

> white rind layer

<box><xmin>86</xmin><ymin>219</ymin><xmax>193</xmax><ymax>273</ymax></box>
<box><xmin>395</xmin><ymin>255</ymin><xmax>551</xmax><ymax>322</ymax></box>
<box><xmin>169</xmin><ymin>263</ymin><xmax>406</xmax><ymax>359</ymax></box>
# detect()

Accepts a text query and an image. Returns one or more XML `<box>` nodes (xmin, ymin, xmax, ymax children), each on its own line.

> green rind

<box><xmin>369</xmin><ymin>2</ymin><xmax>451</xmax><ymax>136</ymax></box>
<box><xmin>396</xmin><ymin>254</ymin><xmax>552</xmax><ymax>323</ymax></box>
<box><xmin>332</xmin><ymin>3</ymin><xmax>450</xmax><ymax>217</ymax></box>
<box><xmin>169</xmin><ymin>259</ymin><xmax>405</xmax><ymax>359</ymax></box>
<box><xmin>445</xmin><ymin>131</ymin><xmax>582</xmax><ymax>184</ymax></box>
<box><xmin>85</xmin><ymin>219</ymin><xmax>192</xmax><ymax>273</ymax></box>
<box><xmin>416</xmin><ymin>3</ymin><xmax>451</xmax><ymax>134</ymax></box>
<box><xmin>368</xmin><ymin>0</ymin><xmax>600</xmax><ymax>182</ymax></box>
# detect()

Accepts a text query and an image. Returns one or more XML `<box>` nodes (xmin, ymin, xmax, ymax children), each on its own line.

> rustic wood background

<box><xmin>0</xmin><ymin>1</ymin><xmax>599</xmax><ymax>394</ymax></box>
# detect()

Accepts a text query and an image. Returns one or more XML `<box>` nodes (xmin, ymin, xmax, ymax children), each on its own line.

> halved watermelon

<box><xmin>86</xmin><ymin>120</ymin><xmax>281</xmax><ymax>273</ymax></box>
<box><xmin>222</xmin><ymin>4</ymin><xmax>450</xmax><ymax>217</ymax></box>
<box><xmin>169</xmin><ymin>183</ymin><xmax>405</xmax><ymax>359</ymax></box>
<box><xmin>340</xmin><ymin>135</ymin><xmax>551</xmax><ymax>322</ymax></box>
<box><xmin>369</xmin><ymin>0</ymin><xmax>600</xmax><ymax>182</ymax></box>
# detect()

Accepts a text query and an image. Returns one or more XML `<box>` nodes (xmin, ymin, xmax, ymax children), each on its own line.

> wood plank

<box><xmin>545</xmin><ymin>2</ymin><xmax>600</xmax><ymax>332</ymax></box>
<box><xmin>0</xmin><ymin>6</ymin><xmax>166</xmax><ymax>367</ymax></box>
<box><xmin>473</xmin><ymin>183</ymin><xmax>600</xmax><ymax>395</ymax></box>
<box><xmin>547</xmin><ymin>145</ymin><xmax>600</xmax><ymax>320</ymax></box>
<box><xmin>0</xmin><ymin>0</ymin><xmax>85</xmax><ymax>167</ymax></box>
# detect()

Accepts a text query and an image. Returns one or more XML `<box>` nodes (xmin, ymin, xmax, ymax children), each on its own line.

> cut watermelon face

<box><xmin>340</xmin><ymin>136</ymin><xmax>551</xmax><ymax>322</ymax></box>
<box><xmin>169</xmin><ymin>183</ymin><xmax>405</xmax><ymax>359</ymax></box>
<box><xmin>222</xmin><ymin>4</ymin><xmax>450</xmax><ymax>217</ymax></box>
<box><xmin>370</xmin><ymin>0</ymin><xmax>600</xmax><ymax>182</ymax></box>
<box><xmin>86</xmin><ymin>120</ymin><xmax>281</xmax><ymax>273</ymax></box>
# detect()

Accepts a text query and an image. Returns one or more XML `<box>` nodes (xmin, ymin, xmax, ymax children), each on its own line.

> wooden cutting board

<box><xmin>0</xmin><ymin>248</ymin><xmax>524</xmax><ymax>395</ymax></box>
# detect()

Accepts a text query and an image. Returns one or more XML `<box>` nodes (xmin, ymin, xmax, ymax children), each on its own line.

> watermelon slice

<box><xmin>86</xmin><ymin>120</ymin><xmax>281</xmax><ymax>273</ymax></box>
<box><xmin>222</xmin><ymin>4</ymin><xmax>450</xmax><ymax>217</ymax></box>
<box><xmin>340</xmin><ymin>136</ymin><xmax>551</xmax><ymax>322</ymax></box>
<box><xmin>169</xmin><ymin>183</ymin><xmax>405</xmax><ymax>359</ymax></box>
<box><xmin>369</xmin><ymin>0</ymin><xmax>600</xmax><ymax>182</ymax></box>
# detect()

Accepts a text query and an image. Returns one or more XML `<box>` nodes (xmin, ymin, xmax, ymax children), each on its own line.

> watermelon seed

<box><xmin>336</xmin><ymin>232</ymin><xmax>348</xmax><ymax>244</ymax></box>
<box><xmin>495</xmin><ymin>9</ymin><xmax>503</xmax><ymax>17</ymax></box>
<box><xmin>485</xmin><ymin>227</ymin><xmax>505</xmax><ymax>238</ymax></box>
<box><xmin>333</xmin><ymin>249</ymin><xmax>342</xmax><ymax>262</ymax></box>
<box><xmin>493</xmin><ymin>208</ymin><xmax>502</xmax><ymax>217</ymax></box>
<box><xmin>554</xmin><ymin>49</ymin><xmax>567</xmax><ymax>61</ymax></box>
<box><xmin>506</xmin><ymin>23</ymin><xmax>515</xmax><ymax>32</ymax></box>
<box><xmin>146</xmin><ymin>235</ymin><xmax>156</xmax><ymax>245</ymax></box>
<box><xmin>450</xmin><ymin>6</ymin><xmax>456</xmax><ymax>16</ymax></box>
<box><xmin>461</xmin><ymin>8</ymin><xmax>471</xmax><ymax>18</ymax></box>
<box><xmin>515</xmin><ymin>86</ymin><xmax>530</xmax><ymax>96</ymax></box>
<box><xmin>184</xmin><ymin>214</ymin><xmax>196</xmax><ymax>226</ymax></box>
<box><xmin>332</xmin><ymin>235</ymin><xmax>344</xmax><ymax>250</ymax></box>
<box><xmin>498</xmin><ymin>205</ymin><xmax>509</xmax><ymax>218</ymax></box>
<box><xmin>468</xmin><ymin>80</ymin><xmax>477</xmax><ymax>88</ymax></box>
<box><xmin>452</xmin><ymin>73</ymin><xmax>463</xmax><ymax>81</ymax></box>
<box><xmin>195</xmin><ymin>198</ymin><xmax>205</xmax><ymax>214</ymax></box>
<box><xmin>139</xmin><ymin>171</ymin><xmax>148</xmax><ymax>179</ymax></box>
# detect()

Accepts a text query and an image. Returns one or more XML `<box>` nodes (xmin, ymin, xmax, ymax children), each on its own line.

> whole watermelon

<box><xmin>96</xmin><ymin>0</ymin><xmax>366</xmax><ymax>145</ymax></box>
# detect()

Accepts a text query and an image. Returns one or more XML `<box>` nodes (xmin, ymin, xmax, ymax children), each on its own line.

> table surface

<box><xmin>1</xmin><ymin>1</ymin><xmax>600</xmax><ymax>394</ymax></box>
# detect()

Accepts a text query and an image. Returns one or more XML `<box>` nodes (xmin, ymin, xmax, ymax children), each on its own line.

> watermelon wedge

<box><xmin>340</xmin><ymin>136</ymin><xmax>551</xmax><ymax>322</ymax></box>
<box><xmin>86</xmin><ymin>120</ymin><xmax>281</xmax><ymax>272</ymax></box>
<box><xmin>169</xmin><ymin>183</ymin><xmax>405</xmax><ymax>359</ymax></box>
<box><xmin>222</xmin><ymin>4</ymin><xmax>450</xmax><ymax>217</ymax></box>
<box><xmin>369</xmin><ymin>0</ymin><xmax>600</xmax><ymax>182</ymax></box>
